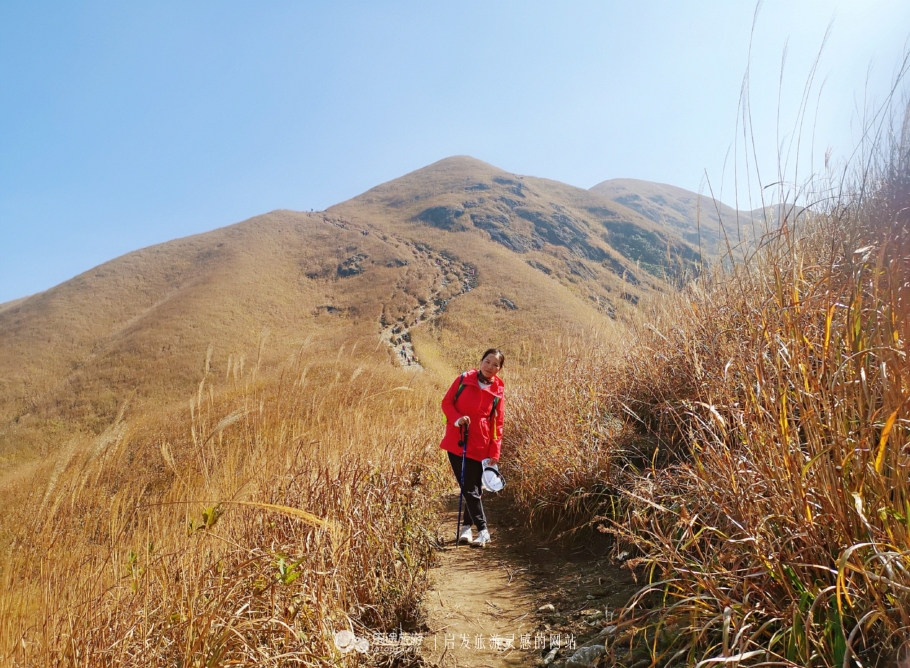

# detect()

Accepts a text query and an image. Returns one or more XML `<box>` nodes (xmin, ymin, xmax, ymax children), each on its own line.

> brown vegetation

<box><xmin>505</xmin><ymin>106</ymin><xmax>910</xmax><ymax>665</ymax></box>
<box><xmin>0</xmin><ymin>154</ymin><xmax>777</xmax><ymax>666</ymax></box>
<box><xmin>2</xmin><ymin>352</ymin><xmax>444</xmax><ymax>665</ymax></box>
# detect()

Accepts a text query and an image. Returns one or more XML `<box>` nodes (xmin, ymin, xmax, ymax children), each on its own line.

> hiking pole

<box><xmin>455</xmin><ymin>422</ymin><xmax>468</xmax><ymax>546</ymax></box>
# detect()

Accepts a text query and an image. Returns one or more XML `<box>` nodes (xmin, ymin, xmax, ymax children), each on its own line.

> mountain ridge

<box><xmin>590</xmin><ymin>177</ymin><xmax>787</xmax><ymax>256</ymax></box>
<box><xmin>0</xmin><ymin>156</ymin><xmax>759</xmax><ymax>479</ymax></box>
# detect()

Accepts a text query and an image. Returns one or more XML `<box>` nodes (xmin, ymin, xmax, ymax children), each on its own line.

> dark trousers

<box><xmin>447</xmin><ymin>451</ymin><xmax>487</xmax><ymax>531</ymax></box>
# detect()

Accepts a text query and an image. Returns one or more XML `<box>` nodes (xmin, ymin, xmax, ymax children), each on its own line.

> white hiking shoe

<box><xmin>472</xmin><ymin>529</ymin><xmax>491</xmax><ymax>547</ymax></box>
<box><xmin>457</xmin><ymin>526</ymin><xmax>473</xmax><ymax>544</ymax></box>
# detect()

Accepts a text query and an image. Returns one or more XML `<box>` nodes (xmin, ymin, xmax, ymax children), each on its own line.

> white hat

<box><xmin>481</xmin><ymin>459</ymin><xmax>505</xmax><ymax>492</ymax></box>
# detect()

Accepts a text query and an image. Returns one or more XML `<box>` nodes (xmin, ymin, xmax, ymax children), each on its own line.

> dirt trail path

<box><xmin>378</xmin><ymin>242</ymin><xmax>477</xmax><ymax>371</ymax></box>
<box><xmin>421</xmin><ymin>494</ymin><xmax>639</xmax><ymax>668</ymax></box>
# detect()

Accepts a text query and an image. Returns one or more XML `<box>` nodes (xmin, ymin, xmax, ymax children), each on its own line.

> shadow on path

<box><xmin>421</xmin><ymin>492</ymin><xmax>638</xmax><ymax>668</ymax></box>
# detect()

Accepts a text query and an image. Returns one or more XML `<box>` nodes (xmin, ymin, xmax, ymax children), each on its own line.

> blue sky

<box><xmin>1</xmin><ymin>1</ymin><xmax>908</xmax><ymax>303</ymax></box>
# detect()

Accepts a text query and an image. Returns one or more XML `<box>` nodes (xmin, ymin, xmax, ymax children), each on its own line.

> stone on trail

<box><xmin>538</xmin><ymin>603</ymin><xmax>555</xmax><ymax>612</ymax></box>
<box><xmin>540</xmin><ymin>646</ymin><xmax>559</xmax><ymax>666</ymax></box>
<box><xmin>596</xmin><ymin>625</ymin><xmax>617</xmax><ymax>639</ymax></box>
<box><xmin>565</xmin><ymin>644</ymin><xmax>606</xmax><ymax>668</ymax></box>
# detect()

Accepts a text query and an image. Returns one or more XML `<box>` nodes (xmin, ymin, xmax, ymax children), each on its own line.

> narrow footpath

<box><xmin>378</xmin><ymin>242</ymin><xmax>477</xmax><ymax>371</ymax></box>
<box><xmin>421</xmin><ymin>493</ymin><xmax>640</xmax><ymax>668</ymax></box>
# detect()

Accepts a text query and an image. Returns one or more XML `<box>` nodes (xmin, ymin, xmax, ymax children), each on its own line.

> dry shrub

<box><xmin>1</xmin><ymin>351</ymin><xmax>445</xmax><ymax>666</ymax></box>
<box><xmin>604</xmin><ymin>107</ymin><xmax>910</xmax><ymax>667</ymax></box>
<box><xmin>504</xmin><ymin>338</ymin><xmax>629</xmax><ymax>530</ymax></box>
<box><xmin>505</xmin><ymin>103</ymin><xmax>910</xmax><ymax>664</ymax></box>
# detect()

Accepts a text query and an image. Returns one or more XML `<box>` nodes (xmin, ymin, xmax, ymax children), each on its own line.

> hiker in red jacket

<box><xmin>440</xmin><ymin>348</ymin><xmax>505</xmax><ymax>547</ymax></box>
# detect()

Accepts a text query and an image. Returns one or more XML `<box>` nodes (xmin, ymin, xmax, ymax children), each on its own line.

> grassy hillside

<box><xmin>0</xmin><ymin>211</ymin><xmax>416</xmax><ymax>465</ymax></box>
<box><xmin>0</xmin><ymin>154</ymin><xmax>777</xmax><ymax>666</ymax></box>
<box><xmin>590</xmin><ymin>177</ymin><xmax>798</xmax><ymax>260</ymax></box>
<box><xmin>507</xmin><ymin>111</ymin><xmax>910</xmax><ymax>665</ymax></box>
<box><xmin>336</xmin><ymin>156</ymin><xmax>706</xmax><ymax>296</ymax></box>
<box><xmin>0</xmin><ymin>156</ymin><xmax>714</xmax><ymax>480</ymax></box>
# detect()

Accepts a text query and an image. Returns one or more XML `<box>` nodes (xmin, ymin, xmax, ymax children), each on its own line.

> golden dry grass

<box><xmin>504</xmin><ymin>104</ymin><xmax>910</xmax><ymax>665</ymax></box>
<box><xmin>1</xmin><ymin>155</ymin><xmax>718</xmax><ymax>544</ymax></box>
<box><xmin>1</xmin><ymin>347</ymin><xmax>447</xmax><ymax>665</ymax></box>
<box><xmin>0</xmin><ymin>154</ymin><xmax>767</xmax><ymax>666</ymax></box>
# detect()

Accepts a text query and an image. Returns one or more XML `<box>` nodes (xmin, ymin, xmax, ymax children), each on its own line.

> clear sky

<box><xmin>1</xmin><ymin>1</ymin><xmax>907</xmax><ymax>303</ymax></box>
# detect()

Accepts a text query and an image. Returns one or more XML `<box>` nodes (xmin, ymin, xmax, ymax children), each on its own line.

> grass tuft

<box><xmin>505</xmin><ymin>101</ymin><xmax>910</xmax><ymax>665</ymax></box>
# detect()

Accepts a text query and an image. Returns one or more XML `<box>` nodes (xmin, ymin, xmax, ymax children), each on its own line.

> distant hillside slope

<box><xmin>590</xmin><ymin>178</ymin><xmax>774</xmax><ymax>256</ymax></box>
<box><xmin>0</xmin><ymin>211</ymin><xmax>417</xmax><ymax>454</ymax></box>
<box><xmin>0</xmin><ymin>156</ymin><xmax>719</xmax><ymax>471</ymax></box>
<box><xmin>332</xmin><ymin>156</ymin><xmax>704</xmax><ymax>305</ymax></box>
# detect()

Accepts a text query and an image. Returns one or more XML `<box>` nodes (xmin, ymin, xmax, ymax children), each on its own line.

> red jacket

<box><xmin>439</xmin><ymin>369</ymin><xmax>505</xmax><ymax>462</ymax></box>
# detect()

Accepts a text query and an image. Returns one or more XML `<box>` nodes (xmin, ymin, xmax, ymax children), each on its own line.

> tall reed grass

<box><xmin>505</xmin><ymin>104</ymin><xmax>910</xmax><ymax>665</ymax></box>
<box><xmin>505</xmin><ymin>338</ymin><xmax>629</xmax><ymax>531</ymax></box>
<box><xmin>1</xmin><ymin>348</ymin><xmax>446</xmax><ymax>666</ymax></box>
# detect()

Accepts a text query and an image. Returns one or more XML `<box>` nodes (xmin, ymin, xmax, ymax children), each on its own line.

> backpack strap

<box><xmin>453</xmin><ymin>372</ymin><xmax>467</xmax><ymax>408</ymax></box>
<box><xmin>442</xmin><ymin>373</ymin><xmax>467</xmax><ymax>425</ymax></box>
<box><xmin>489</xmin><ymin>396</ymin><xmax>500</xmax><ymax>440</ymax></box>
